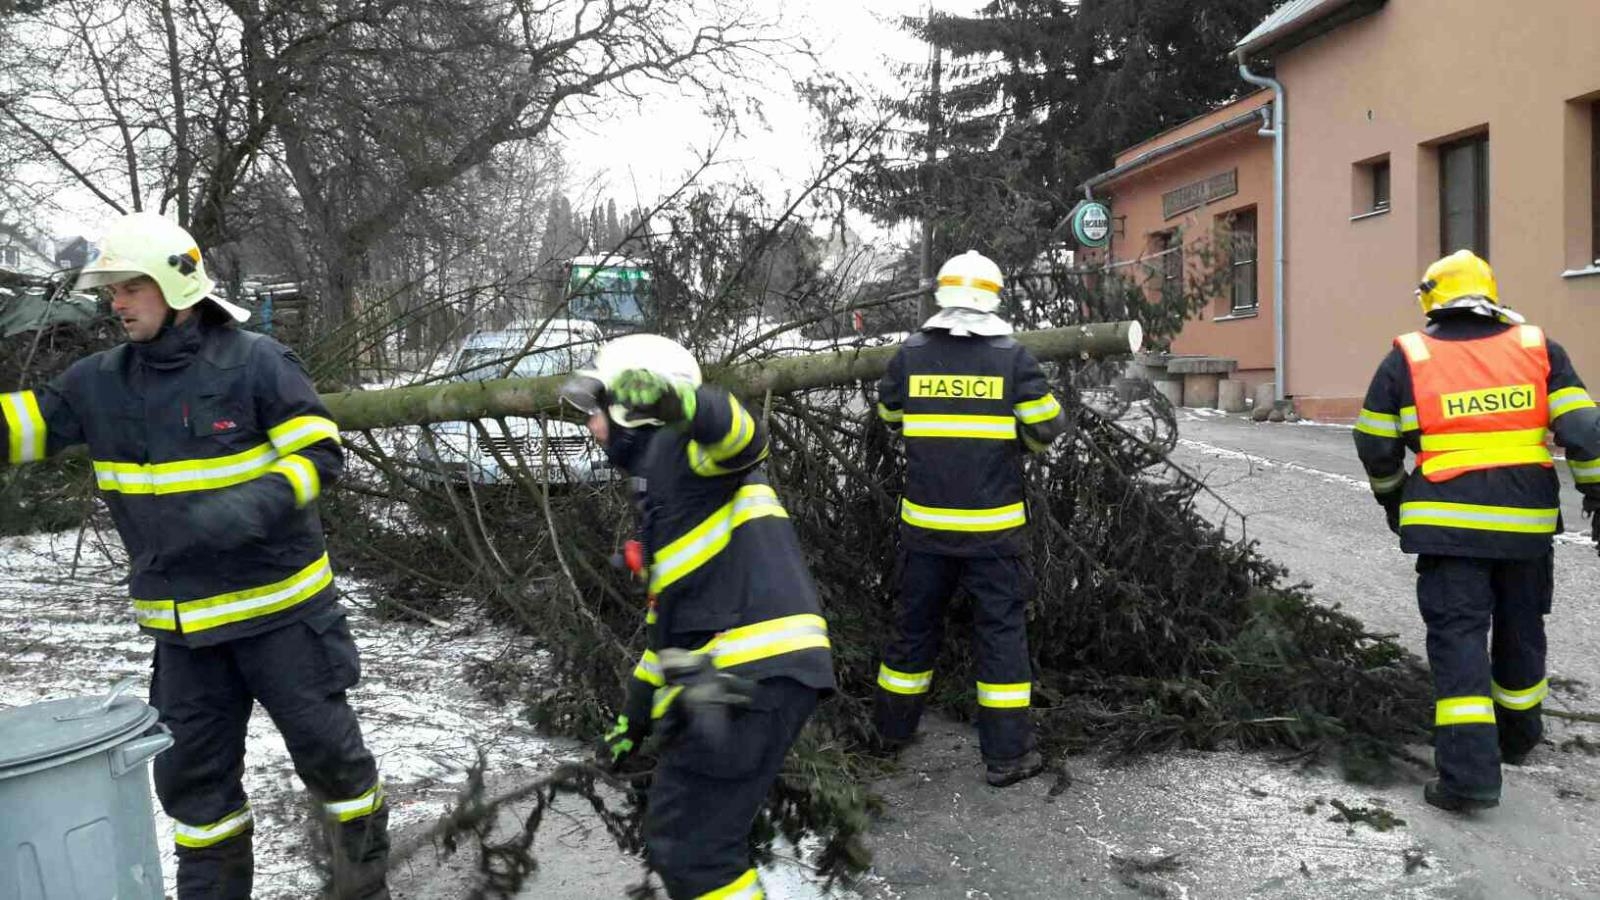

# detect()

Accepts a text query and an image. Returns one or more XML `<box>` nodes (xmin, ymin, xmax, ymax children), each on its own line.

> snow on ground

<box><xmin>0</xmin><ymin>528</ymin><xmax>559</xmax><ymax>898</ymax></box>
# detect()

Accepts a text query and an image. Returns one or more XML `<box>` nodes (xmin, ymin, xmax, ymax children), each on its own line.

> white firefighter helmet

<box><xmin>564</xmin><ymin>333</ymin><xmax>702</xmax><ymax>428</ymax></box>
<box><xmin>934</xmin><ymin>250</ymin><xmax>1004</xmax><ymax>314</ymax></box>
<box><xmin>74</xmin><ymin>211</ymin><xmax>250</xmax><ymax>322</ymax></box>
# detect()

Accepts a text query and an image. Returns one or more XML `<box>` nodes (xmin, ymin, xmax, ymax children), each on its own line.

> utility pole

<box><xmin>917</xmin><ymin>11</ymin><xmax>943</xmax><ymax>322</ymax></box>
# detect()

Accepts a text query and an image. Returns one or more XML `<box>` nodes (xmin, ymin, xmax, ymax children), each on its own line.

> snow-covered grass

<box><xmin>0</xmin><ymin>529</ymin><xmax>559</xmax><ymax>898</ymax></box>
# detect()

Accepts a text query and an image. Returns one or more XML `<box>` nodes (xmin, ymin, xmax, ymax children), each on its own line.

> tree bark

<box><xmin>322</xmin><ymin>321</ymin><xmax>1143</xmax><ymax>430</ymax></box>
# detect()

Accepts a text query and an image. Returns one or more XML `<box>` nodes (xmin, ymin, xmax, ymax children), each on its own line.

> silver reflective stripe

<box><xmin>1368</xmin><ymin>471</ymin><xmax>1405</xmax><ymax>493</ymax></box>
<box><xmin>94</xmin><ymin>446</ymin><xmax>279</xmax><ymax>492</ymax></box>
<box><xmin>720</xmin><ymin>621</ymin><xmax>832</xmax><ymax>662</ymax></box>
<box><xmin>1570</xmin><ymin>457</ymin><xmax>1600</xmax><ymax>484</ymax></box>
<box><xmin>1</xmin><ymin>391</ymin><xmax>46</xmax><ymax>462</ymax></box>
<box><xmin>976</xmin><ymin>684</ymin><xmax>1031</xmax><ymax>705</ymax></box>
<box><xmin>877</xmin><ymin>667</ymin><xmax>932</xmax><ymax>692</ymax></box>
<box><xmin>902</xmin><ymin>416</ymin><xmax>1016</xmax><ymax>438</ymax></box>
<box><xmin>1399</xmin><ymin>504</ymin><xmax>1558</xmax><ymax>529</ymax></box>
<box><xmin>324</xmin><ymin>781</ymin><xmax>384</xmax><ymax>821</ymax></box>
<box><xmin>177</xmin><ymin>557</ymin><xmax>333</xmax><ymax>631</ymax></box>
<box><xmin>1355</xmin><ymin>411</ymin><xmax>1401</xmax><ymax>437</ymax></box>
<box><xmin>1491</xmin><ymin>679</ymin><xmax>1548</xmax><ymax>710</ymax></box>
<box><xmin>901</xmin><ymin>504</ymin><xmax>1026</xmax><ymax>529</ymax></box>
<box><xmin>649</xmin><ymin>489</ymin><xmax>783</xmax><ymax>587</ymax></box>
<box><xmin>175</xmin><ymin>806</ymin><xmax>253</xmax><ymax>847</ymax></box>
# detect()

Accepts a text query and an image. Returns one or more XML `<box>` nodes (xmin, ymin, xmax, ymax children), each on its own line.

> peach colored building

<box><xmin>1088</xmin><ymin>0</ymin><xmax>1600</xmax><ymax>421</ymax></box>
<box><xmin>1084</xmin><ymin>91</ymin><xmax>1278</xmax><ymax>394</ymax></box>
<box><xmin>1244</xmin><ymin>0</ymin><xmax>1600</xmax><ymax>421</ymax></box>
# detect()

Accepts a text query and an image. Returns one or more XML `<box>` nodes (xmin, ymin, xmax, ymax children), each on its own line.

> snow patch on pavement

<box><xmin>0</xmin><ymin>529</ymin><xmax>557</xmax><ymax>898</ymax></box>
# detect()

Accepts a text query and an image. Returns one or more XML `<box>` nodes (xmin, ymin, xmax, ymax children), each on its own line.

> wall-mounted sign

<box><xmin>1068</xmin><ymin>200</ymin><xmax>1112</xmax><ymax>248</ymax></box>
<box><xmin>1162</xmin><ymin>169</ymin><xmax>1238</xmax><ymax>220</ymax></box>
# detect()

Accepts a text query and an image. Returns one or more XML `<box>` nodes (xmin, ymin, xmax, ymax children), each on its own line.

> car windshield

<box><xmin>452</xmin><ymin>346</ymin><xmax>571</xmax><ymax>381</ymax></box>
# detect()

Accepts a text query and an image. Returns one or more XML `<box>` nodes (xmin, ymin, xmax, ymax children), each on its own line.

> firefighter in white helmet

<box><xmin>561</xmin><ymin>333</ymin><xmax>835</xmax><ymax>899</ymax></box>
<box><xmin>1</xmin><ymin>211</ymin><xmax>388</xmax><ymax>897</ymax></box>
<box><xmin>871</xmin><ymin>250</ymin><xmax>1070</xmax><ymax>786</ymax></box>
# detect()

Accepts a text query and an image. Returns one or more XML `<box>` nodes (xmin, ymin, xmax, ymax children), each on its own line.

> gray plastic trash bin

<box><xmin>0</xmin><ymin>678</ymin><xmax>173</xmax><ymax>900</ymax></box>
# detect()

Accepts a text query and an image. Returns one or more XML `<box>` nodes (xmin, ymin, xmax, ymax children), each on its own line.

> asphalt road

<box><xmin>394</xmin><ymin>410</ymin><xmax>1600</xmax><ymax>899</ymax></box>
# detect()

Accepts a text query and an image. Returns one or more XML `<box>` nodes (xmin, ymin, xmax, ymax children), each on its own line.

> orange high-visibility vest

<box><xmin>1395</xmin><ymin>325</ymin><xmax>1553</xmax><ymax>482</ymax></box>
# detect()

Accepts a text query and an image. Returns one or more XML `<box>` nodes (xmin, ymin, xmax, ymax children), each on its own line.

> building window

<box><xmin>1222</xmin><ymin>208</ymin><xmax>1258</xmax><ymax>312</ymax></box>
<box><xmin>0</xmin><ymin>246</ymin><xmax>18</xmax><ymax>269</ymax></box>
<box><xmin>1156</xmin><ymin>230</ymin><xmax>1182</xmax><ymax>306</ymax></box>
<box><xmin>1592</xmin><ymin>101</ymin><xmax>1600</xmax><ymax>264</ymax></box>
<box><xmin>1440</xmin><ymin>134</ymin><xmax>1489</xmax><ymax>257</ymax></box>
<box><xmin>1373</xmin><ymin>160</ymin><xmax>1391</xmax><ymax>211</ymax></box>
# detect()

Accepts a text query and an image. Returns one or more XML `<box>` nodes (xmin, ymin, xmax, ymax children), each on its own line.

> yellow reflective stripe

<box><xmin>324</xmin><ymin>780</ymin><xmax>384</xmax><ymax>822</ymax></box>
<box><xmin>976</xmin><ymin>681</ymin><xmax>1031</xmax><ymax>709</ymax></box>
<box><xmin>1436</xmin><ymin>696</ymin><xmax>1496</xmax><ymax>726</ymax></box>
<box><xmin>877</xmin><ymin>402</ymin><xmax>903</xmax><ymax>423</ymax></box>
<box><xmin>649</xmin><ymin>485</ymin><xmax>788</xmax><ymax>594</ymax></box>
<box><xmin>698</xmin><ymin>867</ymin><xmax>764</xmax><ymax>899</ymax></box>
<box><xmin>633</xmin><ymin>650</ymin><xmax>665</xmax><ymax>687</ymax></box>
<box><xmin>651</xmin><ymin>685</ymin><xmax>683</xmax><ymax>720</ymax></box>
<box><xmin>170</xmin><ymin>554</ymin><xmax>334</xmax><ymax>633</ymax></box>
<box><xmin>1397</xmin><ymin>332</ymin><xmax>1430</xmax><ymax>362</ymax></box>
<box><xmin>1570</xmin><ymin>457</ymin><xmax>1600</xmax><ymax>484</ymax></box>
<box><xmin>1399</xmin><ymin>502</ymin><xmax>1559</xmax><ymax>534</ymax></box>
<box><xmin>689</xmin><ymin>441</ymin><xmax>769</xmax><ymax>477</ymax></box>
<box><xmin>706</xmin><ymin>613</ymin><xmax>829</xmax><ymax>670</ymax></box>
<box><xmin>94</xmin><ymin>442</ymin><xmax>280</xmax><ymax>495</ymax></box>
<box><xmin>937</xmin><ymin>274</ymin><xmax>1000</xmax><ymax>295</ymax></box>
<box><xmin>1420</xmin><ymin>445</ymin><xmax>1553</xmax><ymax>477</ymax></box>
<box><xmin>713</xmin><ymin>395</ymin><xmax>756</xmax><ymax>457</ymax></box>
<box><xmin>1519</xmin><ymin>325</ymin><xmax>1544</xmax><ymax>348</ymax></box>
<box><xmin>270</xmin><ymin>454</ymin><xmax>320</xmax><ymax>507</ymax></box>
<box><xmin>1354</xmin><ymin>409</ymin><xmax>1402</xmax><ymax>438</ymax></box>
<box><xmin>1368</xmin><ymin>470</ymin><xmax>1406</xmax><ymax>493</ymax></box>
<box><xmin>174</xmin><ymin>804</ymin><xmax>253</xmax><ymax>848</ymax></box>
<box><xmin>877</xmin><ymin>664</ymin><xmax>933</xmax><ymax>695</ymax></box>
<box><xmin>1</xmin><ymin>391</ymin><xmax>47</xmax><ymax>463</ymax></box>
<box><xmin>133</xmin><ymin>599</ymin><xmax>177</xmax><ymax>631</ymax></box>
<box><xmin>1548</xmin><ymin>387</ymin><xmax>1595</xmax><ymax>420</ymax></box>
<box><xmin>267</xmin><ymin>415</ymin><xmax>341</xmax><ymax>454</ymax></box>
<box><xmin>901</xmin><ymin>498</ymin><xmax>1026</xmax><ymax>532</ymax></box>
<box><xmin>1400</xmin><ymin>406</ymin><xmax>1419</xmax><ymax>431</ymax></box>
<box><xmin>901</xmin><ymin>413</ymin><xmax>1017</xmax><ymax>440</ymax></box>
<box><xmin>1014</xmin><ymin>394</ymin><xmax>1062</xmax><ymax>425</ymax></box>
<box><xmin>1418</xmin><ymin>427</ymin><xmax>1548</xmax><ymax>452</ymax></box>
<box><xmin>1491</xmin><ymin>678</ymin><xmax>1549</xmax><ymax>711</ymax></box>
<box><xmin>645</xmin><ymin>607</ymin><xmax>659</xmax><ymax>625</ymax></box>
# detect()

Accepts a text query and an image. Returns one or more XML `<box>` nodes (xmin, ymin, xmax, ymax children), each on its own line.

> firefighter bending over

<box><xmin>561</xmin><ymin>334</ymin><xmax>835</xmax><ymax>899</ymax></box>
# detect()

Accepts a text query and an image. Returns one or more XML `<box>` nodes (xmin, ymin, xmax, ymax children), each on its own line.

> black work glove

<box><xmin>1383</xmin><ymin>500</ymin><xmax>1401</xmax><ymax>536</ymax></box>
<box><xmin>163</xmin><ymin>477</ymin><xmax>293</xmax><ymax>559</ymax></box>
<box><xmin>1585</xmin><ymin>496</ymin><xmax>1600</xmax><ymax>556</ymax></box>
<box><xmin>598</xmin><ymin>677</ymin><xmax>655</xmax><ymax>770</ymax></box>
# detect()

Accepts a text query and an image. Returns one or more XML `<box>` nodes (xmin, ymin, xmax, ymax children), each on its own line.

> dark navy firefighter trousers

<box><xmin>874</xmin><ymin>551</ymin><xmax>1035</xmax><ymax>764</ymax></box>
<box><xmin>149</xmin><ymin>603</ymin><xmax>389</xmax><ymax>899</ymax></box>
<box><xmin>1417</xmin><ymin>553</ymin><xmax>1550</xmax><ymax>801</ymax></box>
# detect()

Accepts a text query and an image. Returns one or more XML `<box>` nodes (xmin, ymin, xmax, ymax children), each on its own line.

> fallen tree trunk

<box><xmin>322</xmin><ymin>321</ymin><xmax>1144</xmax><ymax>430</ymax></box>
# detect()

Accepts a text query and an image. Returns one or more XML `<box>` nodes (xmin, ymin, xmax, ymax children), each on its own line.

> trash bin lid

<box><xmin>0</xmin><ymin>691</ymin><xmax>158</xmax><ymax>774</ymax></box>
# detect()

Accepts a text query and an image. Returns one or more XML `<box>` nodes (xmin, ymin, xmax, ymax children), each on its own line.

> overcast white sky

<box><xmin>553</xmin><ymin>0</ymin><xmax>976</xmax><ymax>213</ymax></box>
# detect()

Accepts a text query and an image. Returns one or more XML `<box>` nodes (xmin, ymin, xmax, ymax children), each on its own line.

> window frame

<box><xmin>1439</xmin><ymin>134</ymin><xmax>1489</xmax><ymax>258</ymax></box>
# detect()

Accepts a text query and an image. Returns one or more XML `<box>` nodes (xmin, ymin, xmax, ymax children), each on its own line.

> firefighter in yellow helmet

<box><xmin>0</xmin><ymin>212</ymin><xmax>389</xmax><ymax>897</ymax></box>
<box><xmin>870</xmin><ymin>250</ymin><xmax>1070</xmax><ymax>786</ymax></box>
<box><xmin>561</xmin><ymin>334</ymin><xmax>834</xmax><ymax>899</ymax></box>
<box><xmin>1354</xmin><ymin>249</ymin><xmax>1600</xmax><ymax>812</ymax></box>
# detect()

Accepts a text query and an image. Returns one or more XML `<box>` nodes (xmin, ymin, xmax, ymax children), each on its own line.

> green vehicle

<box><xmin>565</xmin><ymin>255</ymin><xmax>652</xmax><ymax>334</ymax></box>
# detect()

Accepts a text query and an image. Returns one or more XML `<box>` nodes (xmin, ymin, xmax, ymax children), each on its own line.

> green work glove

<box><xmin>598</xmin><ymin>678</ymin><xmax>655</xmax><ymax>769</ymax></box>
<box><xmin>611</xmin><ymin>369</ymin><xmax>697</xmax><ymax>424</ymax></box>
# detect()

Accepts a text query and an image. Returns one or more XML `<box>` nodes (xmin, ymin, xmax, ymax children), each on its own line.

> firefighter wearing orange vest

<box><xmin>1354</xmin><ymin>250</ymin><xmax>1600</xmax><ymax>812</ymax></box>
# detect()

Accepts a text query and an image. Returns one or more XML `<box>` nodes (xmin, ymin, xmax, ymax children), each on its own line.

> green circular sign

<box><xmin>1070</xmin><ymin>201</ymin><xmax>1112</xmax><ymax>248</ymax></box>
